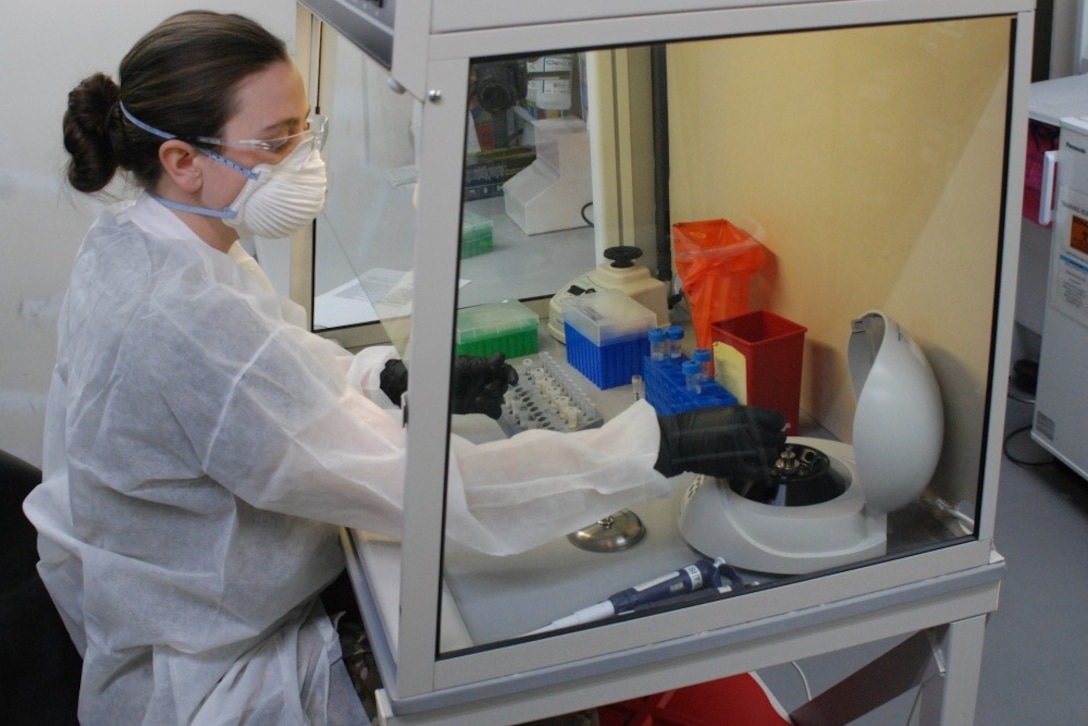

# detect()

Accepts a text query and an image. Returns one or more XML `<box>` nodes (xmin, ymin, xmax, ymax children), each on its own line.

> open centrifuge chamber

<box><xmin>296</xmin><ymin>0</ymin><xmax>1028</xmax><ymax>716</ymax></box>
<box><xmin>679</xmin><ymin>311</ymin><xmax>945</xmax><ymax>574</ymax></box>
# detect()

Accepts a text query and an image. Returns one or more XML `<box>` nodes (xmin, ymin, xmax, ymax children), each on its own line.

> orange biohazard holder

<box><xmin>672</xmin><ymin>219</ymin><xmax>767</xmax><ymax>351</ymax></box>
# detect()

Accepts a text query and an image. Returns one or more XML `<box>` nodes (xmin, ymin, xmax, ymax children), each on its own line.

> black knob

<box><xmin>603</xmin><ymin>246</ymin><xmax>643</xmax><ymax>269</ymax></box>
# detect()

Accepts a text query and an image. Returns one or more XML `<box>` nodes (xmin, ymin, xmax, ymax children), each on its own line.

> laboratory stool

<box><xmin>597</xmin><ymin>672</ymin><xmax>791</xmax><ymax>726</ymax></box>
<box><xmin>0</xmin><ymin>449</ymin><xmax>82</xmax><ymax>725</ymax></box>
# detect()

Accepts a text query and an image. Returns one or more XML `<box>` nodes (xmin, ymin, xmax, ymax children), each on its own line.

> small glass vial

<box><xmin>693</xmin><ymin>348</ymin><xmax>713</xmax><ymax>382</ymax></box>
<box><xmin>648</xmin><ymin>327</ymin><xmax>667</xmax><ymax>361</ymax></box>
<box><xmin>682</xmin><ymin>360</ymin><xmax>702</xmax><ymax>393</ymax></box>
<box><xmin>631</xmin><ymin>374</ymin><xmax>645</xmax><ymax>402</ymax></box>
<box><xmin>667</xmin><ymin>325</ymin><xmax>685</xmax><ymax>360</ymax></box>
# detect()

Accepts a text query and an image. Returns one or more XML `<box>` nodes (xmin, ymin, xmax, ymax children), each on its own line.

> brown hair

<box><xmin>63</xmin><ymin>11</ymin><xmax>289</xmax><ymax>193</ymax></box>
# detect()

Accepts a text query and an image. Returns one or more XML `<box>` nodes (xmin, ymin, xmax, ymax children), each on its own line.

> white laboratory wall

<box><xmin>0</xmin><ymin>1</ymin><xmax>297</xmax><ymax>466</ymax></box>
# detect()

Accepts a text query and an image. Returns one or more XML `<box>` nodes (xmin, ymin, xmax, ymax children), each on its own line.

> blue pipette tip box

<box><xmin>562</xmin><ymin>291</ymin><xmax>655</xmax><ymax>389</ymax></box>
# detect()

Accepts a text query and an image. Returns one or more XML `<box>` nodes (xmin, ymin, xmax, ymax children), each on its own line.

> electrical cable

<box><xmin>903</xmin><ymin>669</ymin><xmax>946</xmax><ymax>725</ymax></box>
<box><xmin>580</xmin><ymin>201</ymin><xmax>594</xmax><ymax>227</ymax></box>
<box><xmin>790</xmin><ymin>661</ymin><xmax>813</xmax><ymax>702</ymax></box>
<box><xmin>920</xmin><ymin>496</ymin><xmax>975</xmax><ymax>534</ymax></box>
<box><xmin>1002</xmin><ymin>424</ymin><xmax>1055</xmax><ymax>468</ymax></box>
<box><xmin>905</xmin><ymin>680</ymin><xmax>925</xmax><ymax>725</ymax></box>
<box><xmin>1003</xmin><ymin>369</ymin><xmax>1054</xmax><ymax>468</ymax></box>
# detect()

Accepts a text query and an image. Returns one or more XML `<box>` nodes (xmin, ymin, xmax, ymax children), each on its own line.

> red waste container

<box><xmin>711</xmin><ymin>310</ymin><xmax>807</xmax><ymax>433</ymax></box>
<box><xmin>598</xmin><ymin>672</ymin><xmax>792</xmax><ymax>726</ymax></box>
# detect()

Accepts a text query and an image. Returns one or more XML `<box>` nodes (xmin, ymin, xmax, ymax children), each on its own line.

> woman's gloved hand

<box><xmin>379</xmin><ymin>354</ymin><xmax>519</xmax><ymax>419</ymax></box>
<box><xmin>655</xmin><ymin>405</ymin><xmax>787</xmax><ymax>479</ymax></box>
<box><xmin>451</xmin><ymin>353</ymin><xmax>518</xmax><ymax>419</ymax></box>
<box><xmin>379</xmin><ymin>359</ymin><xmax>409</xmax><ymax>406</ymax></box>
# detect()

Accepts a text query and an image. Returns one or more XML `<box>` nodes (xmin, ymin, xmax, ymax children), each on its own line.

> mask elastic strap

<box><xmin>150</xmin><ymin>194</ymin><xmax>237</xmax><ymax>220</ymax></box>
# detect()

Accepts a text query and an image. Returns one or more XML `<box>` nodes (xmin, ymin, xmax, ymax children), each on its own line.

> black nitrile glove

<box><xmin>655</xmin><ymin>405</ymin><xmax>787</xmax><ymax>480</ymax></box>
<box><xmin>380</xmin><ymin>355</ymin><xmax>519</xmax><ymax>418</ymax></box>
<box><xmin>451</xmin><ymin>353</ymin><xmax>519</xmax><ymax>419</ymax></box>
<box><xmin>379</xmin><ymin>359</ymin><xmax>409</xmax><ymax>406</ymax></box>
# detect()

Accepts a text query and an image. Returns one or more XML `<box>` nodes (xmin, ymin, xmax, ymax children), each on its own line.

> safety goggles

<box><xmin>191</xmin><ymin>113</ymin><xmax>329</xmax><ymax>154</ymax></box>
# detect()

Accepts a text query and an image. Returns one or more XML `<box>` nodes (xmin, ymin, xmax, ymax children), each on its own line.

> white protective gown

<box><xmin>23</xmin><ymin>194</ymin><xmax>667</xmax><ymax>725</ymax></box>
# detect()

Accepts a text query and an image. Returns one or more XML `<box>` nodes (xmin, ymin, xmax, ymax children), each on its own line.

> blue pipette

<box><xmin>527</xmin><ymin>557</ymin><xmax>726</xmax><ymax>635</ymax></box>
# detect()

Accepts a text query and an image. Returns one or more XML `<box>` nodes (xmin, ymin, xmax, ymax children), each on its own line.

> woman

<box><xmin>25</xmin><ymin>11</ymin><xmax>785</xmax><ymax>724</ymax></box>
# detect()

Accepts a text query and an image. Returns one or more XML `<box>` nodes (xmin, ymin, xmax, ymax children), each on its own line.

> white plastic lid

<box><xmin>847</xmin><ymin>311</ymin><xmax>943</xmax><ymax>514</ymax></box>
<box><xmin>561</xmin><ymin>289</ymin><xmax>655</xmax><ymax>344</ymax></box>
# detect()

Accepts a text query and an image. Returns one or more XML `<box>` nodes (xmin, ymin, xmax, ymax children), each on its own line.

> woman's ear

<box><xmin>158</xmin><ymin>140</ymin><xmax>204</xmax><ymax>194</ymax></box>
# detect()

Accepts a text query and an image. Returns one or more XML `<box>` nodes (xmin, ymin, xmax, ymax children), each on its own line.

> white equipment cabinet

<box><xmin>1034</xmin><ymin>116</ymin><xmax>1088</xmax><ymax>478</ymax></box>
<box><xmin>296</xmin><ymin>1</ymin><xmax>1031</xmax><ymax>723</ymax></box>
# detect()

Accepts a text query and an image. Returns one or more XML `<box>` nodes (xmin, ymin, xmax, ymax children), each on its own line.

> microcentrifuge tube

<box><xmin>667</xmin><ymin>325</ymin><xmax>685</xmax><ymax>359</ymax></box>
<box><xmin>631</xmin><ymin>374</ymin><xmax>645</xmax><ymax>402</ymax></box>
<box><xmin>693</xmin><ymin>348</ymin><xmax>712</xmax><ymax>382</ymax></box>
<box><xmin>648</xmin><ymin>327</ymin><xmax>667</xmax><ymax>361</ymax></box>
<box><xmin>565</xmin><ymin>405</ymin><xmax>580</xmax><ymax>429</ymax></box>
<box><xmin>682</xmin><ymin>360</ymin><xmax>702</xmax><ymax>394</ymax></box>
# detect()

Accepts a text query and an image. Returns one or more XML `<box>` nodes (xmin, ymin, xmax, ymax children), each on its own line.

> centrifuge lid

<box><xmin>847</xmin><ymin>311</ymin><xmax>944</xmax><ymax>514</ymax></box>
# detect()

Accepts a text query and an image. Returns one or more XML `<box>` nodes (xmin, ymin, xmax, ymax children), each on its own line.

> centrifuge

<box><xmin>678</xmin><ymin>311</ymin><xmax>944</xmax><ymax>574</ymax></box>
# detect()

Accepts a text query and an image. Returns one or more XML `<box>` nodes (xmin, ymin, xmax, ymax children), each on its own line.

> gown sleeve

<box><xmin>152</xmin><ymin>276</ymin><xmax>667</xmax><ymax>555</ymax></box>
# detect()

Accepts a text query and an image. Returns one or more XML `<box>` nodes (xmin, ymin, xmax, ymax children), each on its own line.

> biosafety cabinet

<box><xmin>295</xmin><ymin>1</ymin><xmax>1030</xmax><ymax>723</ymax></box>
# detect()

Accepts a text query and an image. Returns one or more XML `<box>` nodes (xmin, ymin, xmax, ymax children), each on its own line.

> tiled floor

<box><xmin>756</xmin><ymin>395</ymin><xmax>1088</xmax><ymax>724</ymax></box>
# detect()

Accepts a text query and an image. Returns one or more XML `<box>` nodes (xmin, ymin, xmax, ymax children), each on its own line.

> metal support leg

<box><xmin>375</xmin><ymin>688</ymin><xmax>395</xmax><ymax>726</ymax></box>
<box><xmin>790</xmin><ymin>613</ymin><xmax>988</xmax><ymax>726</ymax></box>
<box><xmin>790</xmin><ymin>628</ymin><xmax>945</xmax><ymax>726</ymax></box>
<box><xmin>917</xmin><ymin>614</ymin><xmax>987</xmax><ymax>726</ymax></box>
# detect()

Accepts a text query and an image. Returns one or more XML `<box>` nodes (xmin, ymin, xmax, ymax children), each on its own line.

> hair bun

<box><xmin>63</xmin><ymin>73</ymin><xmax>123</xmax><ymax>192</ymax></box>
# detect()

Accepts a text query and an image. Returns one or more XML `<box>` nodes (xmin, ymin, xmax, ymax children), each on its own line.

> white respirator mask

<box><xmin>221</xmin><ymin>143</ymin><xmax>328</xmax><ymax>240</ymax></box>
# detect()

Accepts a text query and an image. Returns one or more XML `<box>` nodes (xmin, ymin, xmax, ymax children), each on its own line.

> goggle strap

<box><xmin>120</xmin><ymin>102</ymin><xmax>259</xmax><ymax>181</ymax></box>
<box><xmin>119</xmin><ymin>102</ymin><xmax>176</xmax><ymax>140</ymax></box>
<box><xmin>197</xmin><ymin>148</ymin><xmax>260</xmax><ymax>180</ymax></box>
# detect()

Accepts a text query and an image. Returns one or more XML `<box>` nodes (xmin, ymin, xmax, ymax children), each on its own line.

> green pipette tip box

<box><xmin>461</xmin><ymin>211</ymin><xmax>494</xmax><ymax>258</ymax></box>
<box><xmin>455</xmin><ymin>300</ymin><xmax>539</xmax><ymax>358</ymax></box>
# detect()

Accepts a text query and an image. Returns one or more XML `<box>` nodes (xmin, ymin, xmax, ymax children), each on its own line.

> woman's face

<box><xmin>197</xmin><ymin>59</ymin><xmax>311</xmax><ymax>212</ymax></box>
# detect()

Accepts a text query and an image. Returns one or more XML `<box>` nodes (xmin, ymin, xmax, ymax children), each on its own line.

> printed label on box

<box><xmin>713</xmin><ymin>342</ymin><xmax>749</xmax><ymax>404</ymax></box>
